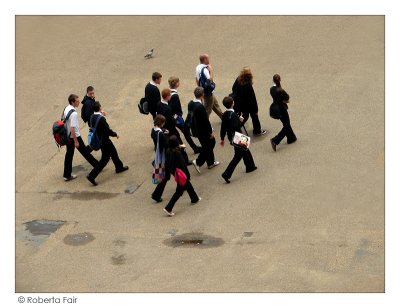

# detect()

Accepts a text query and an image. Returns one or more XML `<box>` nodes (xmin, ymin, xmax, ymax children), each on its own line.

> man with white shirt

<box><xmin>190</xmin><ymin>87</ymin><xmax>220</xmax><ymax>173</ymax></box>
<box><xmin>145</xmin><ymin>72</ymin><xmax>162</xmax><ymax>118</ymax></box>
<box><xmin>63</xmin><ymin>94</ymin><xmax>98</xmax><ymax>181</ymax></box>
<box><xmin>195</xmin><ymin>54</ymin><xmax>223</xmax><ymax>119</ymax></box>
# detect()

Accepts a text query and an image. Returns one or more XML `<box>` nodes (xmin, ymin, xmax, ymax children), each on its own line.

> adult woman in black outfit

<box><xmin>168</xmin><ymin>76</ymin><xmax>202</xmax><ymax>154</ymax></box>
<box><xmin>270</xmin><ymin>74</ymin><xmax>297</xmax><ymax>151</ymax></box>
<box><xmin>163</xmin><ymin>136</ymin><xmax>201</xmax><ymax>217</ymax></box>
<box><xmin>231</xmin><ymin>67</ymin><xmax>267</xmax><ymax>136</ymax></box>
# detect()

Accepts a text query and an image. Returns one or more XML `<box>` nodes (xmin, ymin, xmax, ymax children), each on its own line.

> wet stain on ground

<box><xmin>63</xmin><ymin>232</ymin><xmax>95</xmax><ymax>246</ymax></box>
<box><xmin>113</xmin><ymin>239</ymin><xmax>126</xmax><ymax>247</ymax></box>
<box><xmin>163</xmin><ymin>232</ymin><xmax>224</xmax><ymax>248</ymax></box>
<box><xmin>16</xmin><ymin>220</ymin><xmax>66</xmax><ymax>246</ymax></box>
<box><xmin>111</xmin><ymin>254</ymin><xmax>126</xmax><ymax>265</ymax></box>
<box><xmin>53</xmin><ymin>191</ymin><xmax>119</xmax><ymax>201</ymax></box>
<box><xmin>124</xmin><ymin>183</ymin><xmax>139</xmax><ymax>194</ymax></box>
<box><xmin>72</xmin><ymin>164</ymin><xmax>87</xmax><ymax>173</ymax></box>
<box><xmin>24</xmin><ymin>220</ymin><xmax>65</xmax><ymax>236</ymax></box>
<box><xmin>243</xmin><ymin>232</ymin><xmax>254</xmax><ymax>237</ymax></box>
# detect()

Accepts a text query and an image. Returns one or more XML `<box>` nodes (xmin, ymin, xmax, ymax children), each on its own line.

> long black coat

<box><xmin>231</xmin><ymin>78</ymin><xmax>259</xmax><ymax>114</ymax></box>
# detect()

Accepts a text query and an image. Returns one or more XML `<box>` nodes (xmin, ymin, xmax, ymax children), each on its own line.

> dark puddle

<box><xmin>63</xmin><ymin>232</ymin><xmax>95</xmax><ymax>246</ymax></box>
<box><xmin>53</xmin><ymin>191</ymin><xmax>118</xmax><ymax>201</ymax></box>
<box><xmin>24</xmin><ymin>220</ymin><xmax>65</xmax><ymax>235</ymax></box>
<box><xmin>243</xmin><ymin>232</ymin><xmax>254</xmax><ymax>237</ymax></box>
<box><xmin>113</xmin><ymin>239</ymin><xmax>126</xmax><ymax>247</ymax></box>
<box><xmin>163</xmin><ymin>232</ymin><xmax>224</xmax><ymax>248</ymax></box>
<box><xmin>111</xmin><ymin>254</ymin><xmax>126</xmax><ymax>265</ymax></box>
<box><xmin>16</xmin><ymin>220</ymin><xmax>66</xmax><ymax>246</ymax></box>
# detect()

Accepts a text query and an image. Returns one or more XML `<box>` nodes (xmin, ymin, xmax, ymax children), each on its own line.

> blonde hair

<box><xmin>238</xmin><ymin>66</ymin><xmax>253</xmax><ymax>85</ymax></box>
<box><xmin>168</xmin><ymin>76</ymin><xmax>180</xmax><ymax>89</ymax></box>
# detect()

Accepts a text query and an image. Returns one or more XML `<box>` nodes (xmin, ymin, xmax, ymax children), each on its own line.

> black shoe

<box><xmin>221</xmin><ymin>174</ymin><xmax>230</xmax><ymax>184</ymax></box>
<box><xmin>151</xmin><ymin>196</ymin><xmax>163</xmax><ymax>203</ymax></box>
<box><xmin>194</xmin><ymin>147</ymin><xmax>202</xmax><ymax>154</ymax></box>
<box><xmin>86</xmin><ymin>175</ymin><xmax>98</xmax><ymax>186</ymax></box>
<box><xmin>288</xmin><ymin>137</ymin><xmax>297</xmax><ymax>144</ymax></box>
<box><xmin>187</xmin><ymin>160</ymin><xmax>193</xmax><ymax>166</ymax></box>
<box><xmin>246</xmin><ymin>166</ymin><xmax>258</xmax><ymax>173</ymax></box>
<box><xmin>116</xmin><ymin>166</ymin><xmax>129</xmax><ymax>173</ymax></box>
<box><xmin>270</xmin><ymin>139</ymin><xmax>277</xmax><ymax>152</ymax></box>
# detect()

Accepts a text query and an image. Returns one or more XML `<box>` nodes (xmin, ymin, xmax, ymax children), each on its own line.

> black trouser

<box><xmin>180</xmin><ymin>126</ymin><xmax>201</xmax><ymax>152</ymax></box>
<box><xmin>165</xmin><ymin>181</ymin><xmax>199</xmax><ymax>212</ymax></box>
<box><xmin>242</xmin><ymin>111</ymin><xmax>262</xmax><ymax>134</ymax></box>
<box><xmin>196</xmin><ymin>136</ymin><xmax>216</xmax><ymax>167</ymax></box>
<box><xmin>64</xmin><ymin>136</ymin><xmax>98</xmax><ymax>178</ymax></box>
<box><xmin>88</xmin><ymin>139</ymin><xmax>124</xmax><ymax>180</ymax></box>
<box><xmin>271</xmin><ymin>106</ymin><xmax>296</xmax><ymax>145</ymax></box>
<box><xmin>152</xmin><ymin>178</ymin><xmax>168</xmax><ymax>201</ymax></box>
<box><xmin>222</xmin><ymin>146</ymin><xmax>256</xmax><ymax>179</ymax></box>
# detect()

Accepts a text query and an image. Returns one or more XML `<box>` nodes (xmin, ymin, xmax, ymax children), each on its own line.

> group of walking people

<box><xmin>58</xmin><ymin>53</ymin><xmax>297</xmax><ymax>217</ymax></box>
<box><xmin>144</xmin><ymin>54</ymin><xmax>297</xmax><ymax>216</ymax></box>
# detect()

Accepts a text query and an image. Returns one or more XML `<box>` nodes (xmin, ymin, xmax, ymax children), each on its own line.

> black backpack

<box><xmin>88</xmin><ymin>114</ymin><xmax>103</xmax><ymax>151</ymax></box>
<box><xmin>81</xmin><ymin>99</ymin><xmax>95</xmax><ymax>123</ymax></box>
<box><xmin>199</xmin><ymin>66</ymin><xmax>216</xmax><ymax>97</ymax></box>
<box><xmin>269</xmin><ymin>102</ymin><xmax>281</xmax><ymax>119</ymax></box>
<box><xmin>138</xmin><ymin>97</ymin><xmax>149</xmax><ymax>115</ymax></box>
<box><xmin>184</xmin><ymin>101</ymin><xmax>199</xmax><ymax>138</ymax></box>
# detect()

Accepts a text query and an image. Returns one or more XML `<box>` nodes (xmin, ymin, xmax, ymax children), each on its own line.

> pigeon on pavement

<box><xmin>144</xmin><ymin>49</ymin><xmax>154</xmax><ymax>59</ymax></box>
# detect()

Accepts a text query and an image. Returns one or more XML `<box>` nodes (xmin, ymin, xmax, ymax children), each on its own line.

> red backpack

<box><xmin>174</xmin><ymin>168</ymin><xmax>187</xmax><ymax>186</ymax></box>
<box><xmin>52</xmin><ymin>108</ymin><xmax>75</xmax><ymax>148</ymax></box>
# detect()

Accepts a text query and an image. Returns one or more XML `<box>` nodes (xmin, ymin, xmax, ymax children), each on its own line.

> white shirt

<box><xmin>170</xmin><ymin>89</ymin><xmax>178</xmax><ymax>96</ymax></box>
<box><xmin>192</xmin><ymin>98</ymin><xmax>202</xmax><ymax>104</ymax></box>
<box><xmin>63</xmin><ymin>105</ymin><xmax>80</xmax><ymax>137</ymax></box>
<box><xmin>195</xmin><ymin>64</ymin><xmax>210</xmax><ymax>82</ymax></box>
<box><xmin>161</xmin><ymin>99</ymin><xmax>168</xmax><ymax>105</ymax></box>
<box><xmin>150</xmin><ymin>80</ymin><xmax>158</xmax><ymax>86</ymax></box>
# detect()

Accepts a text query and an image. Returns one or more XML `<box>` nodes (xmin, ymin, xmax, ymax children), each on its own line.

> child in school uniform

<box><xmin>220</xmin><ymin>96</ymin><xmax>257</xmax><ymax>183</ymax></box>
<box><xmin>163</xmin><ymin>136</ymin><xmax>201</xmax><ymax>216</ymax></box>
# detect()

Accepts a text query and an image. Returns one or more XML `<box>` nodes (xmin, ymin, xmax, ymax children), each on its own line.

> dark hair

<box><xmin>152</xmin><ymin>72</ymin><xmax>162</xmax><ymax>81</ymax></box>
<box><xmin>168</xmin><ymin>135</ymin><xmax>180</xmax><ymax>150</ymax></box>
<box><xmin>93</xmin><ymin>101</ymin><xmax>101</xmax><ymax>112</ymax></box>
<box><xmin>68</xmin><ymin>94</ymin><xmax>79</xmax><ymax>104</ymax></box>
<box><xmin>273</xmin><ymin>74</ymin><xmax>282</xmax><ymax>91</ymax></box>
<box><xmin>86</xmin><ymin>86</ymin><xmax>94</xmax><ymax>93</ymax></box>
<box><xmin>223</xmin><ymin>96</ymin><xmax>234</xmax><ymax>109</ymax></box>
<box><xmin>194</xmin><ymin>87</ymin><xmax>204</xmax><ymax>98</ymax></box>
<box><xmin>154</xmin><ymin>114</ymin><xmax>166</xmax><ymax>126</ymax></box>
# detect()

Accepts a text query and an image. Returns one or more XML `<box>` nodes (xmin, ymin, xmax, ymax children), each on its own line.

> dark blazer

<box><xmin>220</xmin><ymin>110</ymin><xmax>242</xmax><ymax>144</ymax></box>
<box><xmin>156</xmin><ymin>102</ymin><xmax>176</xmax><ymax>133</ymax></box>
<box><xmin>165</xmin><ymin>148</ymin><xmax>191</xmax><ymax>181</ymax></box>
<box><xmin>189</xmin><ymin>100</ymin><xmax>212</xmax><ymax>141</ymax></box>
<box><xmin>270</xmin><ymin>86</ymin><xmax>290</xmax><ymax>109</ymax></box>
<box><xmin>89</xmin><ymin>114</ymin><xmax>117</xmax><ymax>144</ymax></box>
<box><xmin>231</xmin><ymin>78</ymin><xmax>258</xmax><ymax>114</ymax></box>
<box><xmin>145</xmin><ymin>82</ymin><xmax>161</xmax><ymax>115</ymax></box>
<box><xmin>169</xmin><ymin>91</ymin><xmax>183</xmax><ymax>116</ymax></box>
<box><xmin>81</xmin><ymin>95</ymin><xmax>96</xmax><ymax>123</ymax></box>
<box><xmin>151</xmin><ymin>128</ymin><xmax>167</xmax><ymax>152</ymax></box>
